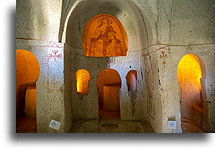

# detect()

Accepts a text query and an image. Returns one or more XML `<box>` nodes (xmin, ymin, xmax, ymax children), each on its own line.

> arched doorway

<box><xmin>177</xmin><ymin>54</ymin><xmax>208</xmax><ymax>132</ymax></box>
<box><xmin>96</xmin><ymin>69</ymin><xmax>121</xmax><ymax>120</ymax></box>
<box><xmin>61</xmin><ymin>0</ymin><xmax>158</xmax><ymax>132</ymax></box>
<box><xmin>16</xmin><ymin>49</ymin><xmax>40</xmax><ymax>133</ymax></box>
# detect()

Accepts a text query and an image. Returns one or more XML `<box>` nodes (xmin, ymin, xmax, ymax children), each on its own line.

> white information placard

<box><xmin>49</xmin><ymin>119</ymin><xmax>61</xmax><ymax>130</ymax></box>
<box><xmin>167</xmin><ymin>120</ymin><xmax>176</xmax><ymax>129</ymax></box>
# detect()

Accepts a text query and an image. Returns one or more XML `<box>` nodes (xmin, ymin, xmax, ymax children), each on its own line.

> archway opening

<box><xmin>16</xmin><ymin>49</ymin><xmax>40</xmax><ymax>132</ymax></box>
<box><xmin>97</xmin><ymin>69</ymin><xmax>121</xmax><ymax>120</ymax></box>
<box><xmin>62</xmin><ymin>0</ymin><xmax>157</xmax><ymax>132</ymax></box>
<box><xmin>177</xmin><ymin>54</ymin><xmax>207</xmax><ymax>132</ymax></box>
<box><xmin>75</xmin><ymin>69</ymin><xmax>90</xmax><ymax>95</ymax></box>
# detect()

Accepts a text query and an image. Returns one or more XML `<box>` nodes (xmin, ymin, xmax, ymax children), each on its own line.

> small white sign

<box><xmin>167</xmin><ymin>120</ymin><xmax>176</xmax><ymax>129</ymax></box>
<box><xmin>49</xmin><ymin>119</ymin><xmax>61</xmax><ymax>130</ymax></box>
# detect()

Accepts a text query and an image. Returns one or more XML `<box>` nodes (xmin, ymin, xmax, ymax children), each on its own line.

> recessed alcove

<box><xmin>96</xmin><ymin>69</ymin><xmax>121</xmax><ymax>120</ymax></box>
<box><xmin>75</xmin><ymin>69</ymin><xmax>90</xmax><ymax>94</ymax></box>
<box><xmin>62</xmin><ymin>0</ymin><xmax>157</xmax><ymax>133</ymax></box>
<box><xmin>16</xmin><ymin>49</ymin><xmax>40</xmax><ymax>133</ymax></box>
<box><xmin>177</xmin><ymin>54</ymin><xmax>208</xmax><ymax>132</ymax></box>
<box><xmin>126</xmin><ymin>70</ymin><xmax>137</xmax><ymax>92</ymax></box>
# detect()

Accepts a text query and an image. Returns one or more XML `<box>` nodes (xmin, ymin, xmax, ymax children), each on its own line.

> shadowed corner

<box><xmin>9</xmin><ymin>7</ymin><xmax>16</xmax><ymax>139</ymax></box>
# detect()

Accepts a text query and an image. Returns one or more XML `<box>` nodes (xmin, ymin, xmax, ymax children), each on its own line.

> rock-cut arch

<box><xmin>96</xmin><ymin>69</ymin><xmax>121</xmax><ymax>120</ymax></box>
<box><xmin>177</xmin><ymin>54</ymin><xmax>208</xmax><ymax>132</ymax></box>
<box><xmin>126</xmin><ymin>70</ymin><xmax>137</xmax><ymax>92</ymax></box>
<box><xmin>59</xmin><ymin>0</ymin><xmax>156</xmax><ymax>49</ymax></box>
<box><xmin>61</xmin><ymin>0</ymin><xmax>158</xmax><ymax>131</ymax></box>
<box><xmin>16</xmin><ymin>49</ymin><xmax>40</xmax><ymax>133</ymax></box>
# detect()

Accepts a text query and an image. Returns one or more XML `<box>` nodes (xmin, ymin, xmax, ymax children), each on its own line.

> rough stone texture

<box><xmin>170</xmin><ymin>0</ymin><xmax>215</xmax><ymax>45</ymax></box>
<box><xmin>142</xmin><ymin>45</ymin><xmax>163</xmax><ymax>133</ymax></box>
<box><xmin>16</xmin><ymin>0</ymin><xmax>62</xmax><ymax>41</ymax></box>
<box><xmin>25</xmin><ymin>87</ymin><xmax>36</xmax><ymax>118</ymax></box>
<box><xmin>70</xmin><ymin>119</ymin><xmax>155</xmax><ymax>133</ymax></box>
<box><xmin>16</xmin><ymin>0</ymin><xmax>215</xmax><ymax>133</ymax></box>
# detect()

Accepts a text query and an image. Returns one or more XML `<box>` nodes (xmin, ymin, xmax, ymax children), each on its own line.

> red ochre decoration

<box><xmin>83</xmin><ymin>14</ymin><xmax>128</xmax><ymax>57</ymax></box>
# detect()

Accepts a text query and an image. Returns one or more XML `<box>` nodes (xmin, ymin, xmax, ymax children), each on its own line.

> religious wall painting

<box><xmin>83</xmin><ymin>14</ymin><xmax>128</xmax><ymax>57</ymax></box>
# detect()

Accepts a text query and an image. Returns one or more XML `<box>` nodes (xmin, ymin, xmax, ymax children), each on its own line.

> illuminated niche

<box><xmin>177</xmin><ymin>54</ymin><xmax>203</xmax><ymax>119</ymax></box>
<box><xmin>96</xmin><ymin>69</ymin><xmax>122</xmax><ymax>119</ymax></box>
<box><xmin>16</xmin><ymin>49</ymin><xmax>40</xmax><ymax>118</ymax></box>
<box><xmin>178</xmin><ymin>54</ymin><xmax>202</xmax><ymax>100</ymax></box>
<box><xmin>75</xmin><ymin>69</ymin><xmax>90</xmax><ymax>94</ymax></box>
<box><xmin>126</xmin><ymin>70</ymin><xmax>137</xmax><ymax>91</ymax></box>
<box><xmin>82</xmin><ymin>14</ymin><xmax>128</xmax><ymax>57</ymax></box>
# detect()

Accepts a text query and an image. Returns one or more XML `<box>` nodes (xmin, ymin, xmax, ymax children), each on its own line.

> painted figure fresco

<box><xmin>83</xmin><ymin>14</ymin><xmax>127</xmax><ymax>57</ymax></box>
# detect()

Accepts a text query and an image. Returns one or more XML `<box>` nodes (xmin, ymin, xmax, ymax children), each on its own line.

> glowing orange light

<box><xmin>178</xmin><ymin>54</ymin><xmax>202</xmax><ymax>86</ymax></box>
<box><xmin>75</xmin><ymin>69</ymin><xmax>90</xmax><ymax>94</ymax></box>
<box><xmin>177</xmin><ymin>54</ymin><xmax>202</xmax><ymax>101</ymax></box>
<box><xmin>16</xmin><ymin>50</ymin><xmax>40</xmax><ymax>87</ymax></box>
<box><xmin>82</xmin><ymin>14</ymin><xmax>128</xmax><ymax>57</ymax></box>
<box><xmin>16</xmin><ymin>49</ymin><xmax>40</xmax><ymax>117</ymax></box>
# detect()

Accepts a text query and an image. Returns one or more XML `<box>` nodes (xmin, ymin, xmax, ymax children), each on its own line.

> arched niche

<box><xmin>82</xmin><ymin>14</ymin><xmax>127</xmax><ymax>57</ymax></box>
<box><xmin>16</xmin><ymin>49</ymin><xmax>40</xmax><ymax>132</ymax></box>
<box><xmin>75</xmin><ymin>69</ymin><xmax>90</xmax><ymax>94</ymax></box>
<box><xmin>177</xmin><ymin>54</ymin><xmax>208</xmax><ymax>132</ymax></box>
<box><xmin>126</xmin><ymin>70</ymin><xmax>137</xmax><ymax>92</ymax></box>
<box><xmin>61</xmin><ymin>0</ymin><xmax>158</xmax><ymax>131</ymax></box>
<box><xmin>96</xmin><ymin>69</ymin><xmax>121</xmax><ymax>120</ymax></box>
<box><xmin>61</xmin><ymin>0</ymin><xmax>156</xmax><ymax>50</ymax></box>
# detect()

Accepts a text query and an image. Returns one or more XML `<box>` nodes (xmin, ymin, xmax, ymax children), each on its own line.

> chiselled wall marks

<box><xmin>142</xmin><ymin>45</ymin><xmax>164</xmax><ymax>133</ymax></box>
<box><xmin>144</xmin><ymin>54</ymin><xmax>155</xmax><ymax>119</ymax></box>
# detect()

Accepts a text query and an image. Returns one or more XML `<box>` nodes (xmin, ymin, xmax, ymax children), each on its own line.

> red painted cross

<box><xmin>159</xmin><ymin>51</ymin><xmax>168</xmax><ymax>67</ymax></box>
<box><xmin>159</xmin><ymin>51</ymin><xmax>167</xmax><ymax>59</ymax></box>
<box><xmin>48</xmin><ymin>50</ymin><xmax>62</xmax><ymax>63</ymax></box>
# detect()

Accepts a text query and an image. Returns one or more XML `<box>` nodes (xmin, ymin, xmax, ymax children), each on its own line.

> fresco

<box><xmin>83</xmin><ymin>14</ymin><xmax>127</xmax><ymax>57</ymax></box>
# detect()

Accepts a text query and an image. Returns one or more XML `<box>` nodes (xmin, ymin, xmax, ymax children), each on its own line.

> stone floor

<box><xmin>181</xmin><ymin>117</ymin><xmax>207</xmax><ymax>133</ymax></box>
<box><xmin>70</xmin><ymin>119</ymin><xmax>155</xmax><ymax>133</ymax></box>
<box><xmin>16</xmin><ymin>116</ymin><xmax>208</xmax><ymax>133</ymax></box>
<box><xmin>16</xmin><ymin>117</ymin><xmax>37</xmax><ymax>133</ymax></box>
<box><xmin>99</xmin><ymin>108</ymin><xmax>120</xmax><ymax>120</ymax></box>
